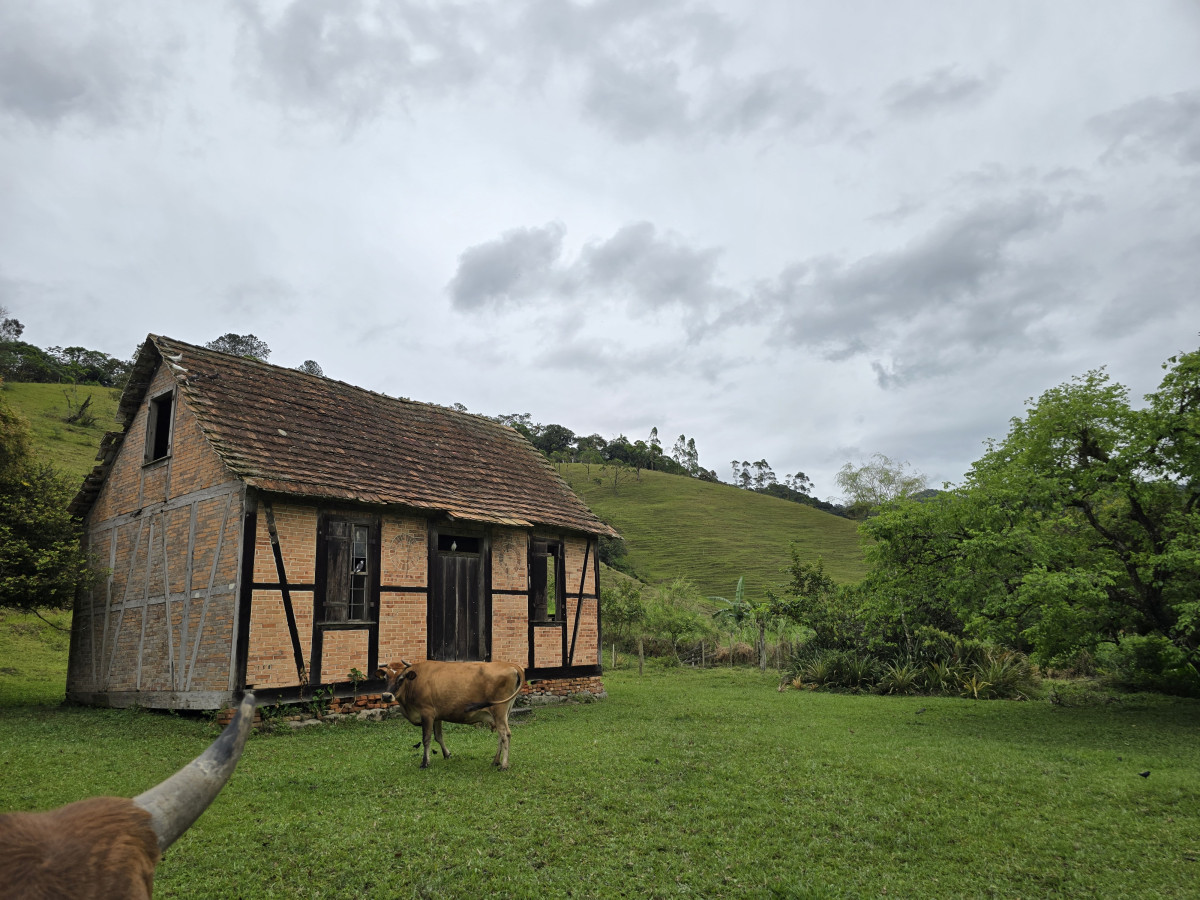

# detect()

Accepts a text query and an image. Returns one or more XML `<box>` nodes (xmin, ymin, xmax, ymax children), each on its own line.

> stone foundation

<box><xmin>520</xmin><ymin>675</ymin><xmax>606</xmax><ymax>705</ymax></box>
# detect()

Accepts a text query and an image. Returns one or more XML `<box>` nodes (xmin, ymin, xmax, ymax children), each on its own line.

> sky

<box><xmin>2</xmin><ymin>0</ymin><xmax>1198</xmax><ymax>501</ymax></box>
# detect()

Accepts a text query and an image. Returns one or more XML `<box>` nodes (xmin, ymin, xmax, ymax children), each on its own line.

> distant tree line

<box><xmin>0</xmin><ymin>308</ymin><xmax>134</xmax><ymax>387</ymax></box>
<box><xmin>0</xmin><ymin>322</ymin><xmax>327</xmax><ymax>387</ymax></box>
<box><xmin>490</xmin><ymin>415</ymin><xmax>722</xmax><ymax>484</ymax></box>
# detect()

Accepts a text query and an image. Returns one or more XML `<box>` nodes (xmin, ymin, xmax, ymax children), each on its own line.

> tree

<box><xmin>785</xmin><ymin>472</ymin><xmax>813</xmax><ymax>495</ymax></box>
<box><xmin>770</xmin><ymin>552</ymin><xmax>861</xmax><ymax>651</ymax></box>
<box><xmin>0</xmin><ymin>307</ymin><xmax>24</xmax><ymax>342</ymax></box>
<box><xmin>685</xmin><ymin>438</ymin><xmax>699</xmax><ymax>476</ymax></box>
<box><xmin>646</xmin><ymin>578</ymin><xmax>714</xmax><ymax>663</ymax></box>
<box><xmin>495</xmin><ymin>412</ymin><xmax>535</xmax><ymax>440</ymax></box>
<box><xmin>647</xmin><ymin>427</ymin><xmax>663</xmax><ymax>469</ymax></box>
<box><xmin>576</xmin><ymin>433</ymin><xmax>607</xmax><ymax>456</ymax></box>
<box><xmin>836</xmin><ymin>453</ymin><xmax>927</xmax><ymax>517</ymax></box>
<box><xmin>204</xmin><ymin>333</ymin><xmax>271</xmax><ymax>361</ymax></box>
<box><xmin>600</xmin><ymin>458</ymin><xmax>635</xmax><ymax>495</ymax></box>
<box><xmin>579</xmin><ymin>447</ymin><xmax>605</xmax><ymax>476</ymax></box>
<box><xmin>601</xmin><ymin>580</ymin><xmax>648</xmax><ymax>668</ymax></box>
<box><xmin>752</xmin><ymin>459</ymin><xmax>776</xmax><ymax>491</ymax></box>
<box><xmin>859</xmin><ymin>347</ymin><xmax>1200</xmax><ymax>677</ymax></box>
<box><xmin>296</xmin><ymin>360</ymin><xmax>324</xmax><ymax>376</ymax></box>
<box><xmin>0</xmin><ymin>395</ymin><xmax>96</xmax><ymax>612</ymax></box>
<box><xmin>533</xmin><ymin>423</ymin><xmax>575</xmax><ymax>457</ymax></box>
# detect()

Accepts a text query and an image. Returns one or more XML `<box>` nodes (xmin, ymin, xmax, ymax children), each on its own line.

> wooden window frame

<box><xmin>530</xmin><ymin>539</ymin><xmax>566</xmax><ymax>625</ymax></box>
<box><xmin>143</xmin><ymin>389</ymin><xmax>175</xmax><ymax>464</ymax></box>
<box><xmin>317</xmin><ymin>514</ymin><xmax>380</xmax><ymax>626</ymax></box>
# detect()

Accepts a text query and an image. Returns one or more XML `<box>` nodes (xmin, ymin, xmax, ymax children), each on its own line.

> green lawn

<box><xmin>3</xmin><ymin>665</ymin><xmax>1196</xmax><ymax>899</ymax></box>
<box><xmin>0</xmin><ymin>608</ymin><xmax>72</xmax><ymax>706</ymax></box>
<box><xmin>560</xmin><ymin>464</ymin><xmax>866</xmax><ymax>600</ymax></box>
<box><xmin>1</xmin><ymin>381</ymin><xmax>119</xmax><ymax>482</ymax></box>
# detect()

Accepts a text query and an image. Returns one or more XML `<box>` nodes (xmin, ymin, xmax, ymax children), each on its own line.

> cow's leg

<box><xmin>494</xmin><ymin>709</ymin><xmax>512</xmax><ymax>770</ymax></box>
<box><xmin>433</xmin><ymin>719</ymin><xmax>451</xmax><ymax>759</ymax></box>
<box><xmin>419</xmin><ymin>718</ymin><xmax>433</xmax><ymax>768</ymax></box>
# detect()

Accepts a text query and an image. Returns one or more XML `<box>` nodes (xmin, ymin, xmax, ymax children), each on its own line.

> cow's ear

<box><xmin>375</xmin><ymin>667</ymin><xmax>388</xmax><ymax>679</ymax></box>
<box><xmin>404</xmin><ymin>670</ymin><xmax>417</xmax><ymax>681</ymax></box>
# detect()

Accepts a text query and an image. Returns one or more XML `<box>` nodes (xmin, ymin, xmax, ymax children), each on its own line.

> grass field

<box><xmin>559</xmin><ymin>463</ymin><xmax>866</xmax><ymax>600</ymax></box>
<box><xmin>2</xmin><ymin>664</ymin><xmax>1197</xmax><ymax>899</ymax></box>
<box><xmin>1</xmin><ymin>381</ymin><xmax>120</xmax><ymax>482</ymax></box>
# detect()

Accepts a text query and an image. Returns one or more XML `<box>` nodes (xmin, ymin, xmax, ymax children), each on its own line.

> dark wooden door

<box><xmin>430</xmin><ymin>546</ymin><xmax>486</xmax><ymax>661</ymax></box>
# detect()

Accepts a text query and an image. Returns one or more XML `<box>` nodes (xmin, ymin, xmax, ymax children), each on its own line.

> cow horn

<box><xmin>133</xmin><ymin>692</ymin><xmax>256</xmax><ymax>852</ymax></box>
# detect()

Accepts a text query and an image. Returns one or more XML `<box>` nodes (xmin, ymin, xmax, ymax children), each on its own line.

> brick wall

<box><xmin>378</xmin><ymin>513</ymin><xmax>427</xmax><ymax>665</ymax></box>
<box><xmin>67</xmin><ymin>363</ymin><xmax>246</xmax><ymax>707</ymax></box>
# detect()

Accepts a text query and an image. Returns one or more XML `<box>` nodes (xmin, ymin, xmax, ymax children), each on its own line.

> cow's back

<box><xmin>406</xmin><ymin>661</ymin><xmax>522</xmax><ymax>722</ymax></box>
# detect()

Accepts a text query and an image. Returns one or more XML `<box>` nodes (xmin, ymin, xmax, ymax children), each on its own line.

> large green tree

<box><xmin>836</xmin><ymin>453</ymin><xmax>928</xmax><ymax>518</ymax></box>
<box><xmin>860</xmin><ymin>347</ymin><xmax>1200</xmax><ymax>668</ymax></box>
<box><xmin>204</xmin><ymin>333</ymin><xmax>271</xmax><ymax>360</ymax></box>
<box><xmin>0</xmin><ymin>395</ymin><xmax>96</xmax><ymax>611</ymax></box>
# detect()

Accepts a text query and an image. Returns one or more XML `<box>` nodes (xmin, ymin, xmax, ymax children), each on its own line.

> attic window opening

<box><xmin>144</xmin><ymin>391</ymin><xmax>174</xmax><ymax>463</ymax></box>
<box><xmin>438</xmin><ymin>534</ymin><xmax>480</xmax><ymax>554</ymax></box>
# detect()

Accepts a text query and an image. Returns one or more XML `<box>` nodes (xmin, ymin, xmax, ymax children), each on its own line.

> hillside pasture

<box><xmin>2</xmin><ymin>666</ymin><xmax>1197</xmax><ymax>899</ymax></box>
<box><xmin>559</xmin><ymin>464</ymin><xmax>866</xmax><ymax>600</ymax></box>
<box><xmin>1</xmin><ymin>381</ymin><xmax>119</xmax><ymax>482</ymax></box>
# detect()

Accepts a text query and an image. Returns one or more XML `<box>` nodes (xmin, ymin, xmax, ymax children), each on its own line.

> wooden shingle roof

<box><xmin>70</xmin><ymin>335</ymin><xmax>618</xmax><ymax>537</ymax></box>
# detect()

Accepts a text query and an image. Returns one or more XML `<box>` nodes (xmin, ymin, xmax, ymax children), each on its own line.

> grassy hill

<box><xmin>2</xmin><ymin>381</ymin><xmax>120</xmax><ymax>484</ymax></box>
<box><xmin>558</xmin><ymin>463</ymin><xmax>866</xmax><ymax>601</ymax></box>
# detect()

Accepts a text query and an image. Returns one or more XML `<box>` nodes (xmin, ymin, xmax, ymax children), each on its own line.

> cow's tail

<box><xmin>465</xmin><ymin>665</ymin><xmax>525</xmax><ymax>713</ymax></box>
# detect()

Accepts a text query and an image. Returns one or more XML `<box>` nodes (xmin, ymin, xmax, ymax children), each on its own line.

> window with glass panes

<box><xmin>323</xmin><ymin>518</ymin><xmax>376</xmax><ymax>623</ymax></box>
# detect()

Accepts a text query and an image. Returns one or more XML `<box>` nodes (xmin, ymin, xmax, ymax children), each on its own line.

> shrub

<box><xmin>1097</xmin><ymin>636</ymin><xmax>1200</xmax><ymax>698</ymax></box>
<box><xmin>877</xmin><ymin>660</ymin><xmax>921</xmax><ymax>695</ymax></box>
<box><xmin>975</xmin><ymin>649</ymin><xmax>1038</xmax><ymax>700</ymax></box>
<box><xmin>922</xmin><ymin>660</ymin><xmax>959</xmax><ymax>693</ymax></box>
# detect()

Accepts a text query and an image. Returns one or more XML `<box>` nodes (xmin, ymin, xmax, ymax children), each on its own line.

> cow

<box><xmin>376</xmin><ymin>660</ymin><xmax>525</xmax><ymax>770</ymax></box>
<box><xmin>0</xmin><ymin>693</ymin><xmax>256</xmax><ymax>900</ymax></box>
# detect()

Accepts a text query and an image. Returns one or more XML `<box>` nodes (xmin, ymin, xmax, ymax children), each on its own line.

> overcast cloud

<box><xmin>3</xmin><ymin>0</ymin><xmax>1197</xmax><ymax>502</ymax></box>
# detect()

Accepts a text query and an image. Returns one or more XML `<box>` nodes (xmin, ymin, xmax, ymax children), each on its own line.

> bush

<box><xmin>1097</xmin><ymin>636</ymin><xmax>1200</xmax><ymax>698</ymax></box>
<box><xmin>877</xmin><ymin>660</ymin><xmax>922</xmax><ymax>695</ymax></box>
<box><xmin>974</xmin><ymin>649</ymin><xmax>1039</xmax><ymax>700</ymax></box>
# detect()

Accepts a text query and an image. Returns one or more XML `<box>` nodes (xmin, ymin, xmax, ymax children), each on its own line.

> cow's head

<box><xmin>376</xmin><ymin>659</ymin><xmax>415</xmax><ymax>703</ymax></box>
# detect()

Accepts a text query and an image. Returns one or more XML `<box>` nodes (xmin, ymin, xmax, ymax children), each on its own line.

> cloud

<box><xmin>579</xmin><ymin>57</ymin><xmax>823</xmax><ymax>142</ymax></box>
<box><xmin>222</xmin><ymin>277</ymin><xmax>301</xmax><ymax>316</ymax></box>
<box><xmin>0</xmin><ymin>3</ymin><xmax>167</xmax><ymax>128</ymax></box>
<box><xmin>759</xmin><ymin>193</ymin><xmax>1075</xmax><ymax>385</ymax></box>
<box><xmin>580</xmin><ymin>222</ymin><xmax>733</xmax><ymax>312</ymax></box>
<box><xmin>1091</xmin><ymin>90</ymin><xmax>1200</xmax><ymax>166</ymax></box>
<box><xmin>232</xmin><ymin>0</ymin><xmax>489</xmax><ymax>125</ymax></box>
<box><xmin>447</xmin><ymin>220</ymin><xmax>734</xmax><ymax>323</ymax></box>
<box><xmin>447</xmin><ymin>223</ymin><xmax>568</xmax><ymax>311</ymax></box>
<box><xmin>883</xmin><ymin>65</ymin><xmax>1002</xmax><ymax>118</ymax></box>
<box><xmin>233</xmin><ymin>0</ymin><xmax>824</xmax><ymax>141</ymax></box>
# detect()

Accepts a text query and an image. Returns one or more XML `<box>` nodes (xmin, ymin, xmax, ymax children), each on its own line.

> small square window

<box><xmin>144</xmin><ymin>391</ymin><xmax>174</xmax><ymax>463</ymax></box>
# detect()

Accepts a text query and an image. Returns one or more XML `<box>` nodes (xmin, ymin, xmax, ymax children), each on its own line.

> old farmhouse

<box><xmin>65</xmin><ymin>335</ymin><xmax>618</xmax><ymax>709</ymax></box>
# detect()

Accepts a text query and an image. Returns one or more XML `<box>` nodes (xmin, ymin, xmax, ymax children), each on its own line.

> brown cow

<box><xmin>377</xmin><ymin>660</ymin><xmax>525</xmax><ymax>770</ymax></box>
<box><xmin>0</xmin><ymin>693</ymin><xmax>256</xmax><ymax>900</ymax></box>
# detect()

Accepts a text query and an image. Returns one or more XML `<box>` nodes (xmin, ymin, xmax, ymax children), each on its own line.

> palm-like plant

<box><xmin>711</xmin><ymin>576</ymin><xmax>752</xmax><ymax>666</ymax></box>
